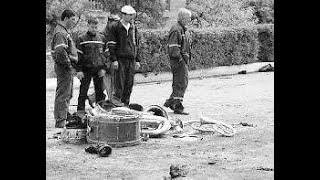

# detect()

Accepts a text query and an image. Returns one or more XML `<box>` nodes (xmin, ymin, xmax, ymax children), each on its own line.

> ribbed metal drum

<box><xmin>86</xmin><ymin>114</ymin><xmax>141</xmax><ymax>148</ymax></box>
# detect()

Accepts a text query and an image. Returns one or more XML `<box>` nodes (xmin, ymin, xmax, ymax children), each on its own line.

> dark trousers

<box><xmin>169</xmin><ymin>58</ymin><xmax>189</xmax><ymax>100</ymax></box>
<box><xmin>54</xmin><ymin>63</ymin><xmax>73</xmax><ymax>122</ymax></box>
<box><xmin>77</xmin><ymin>68</ymin><xmax>105</xmax><ymax>111</ymax></box>
<box><xmin>87</xmin><ymin>69</ymin><xmax>114</xmax><ymax>102</ymax></box>
<box><xmin>113</xmin><ymin>58</ymin><xmax>135</xmax><ymax>105</ymax></box>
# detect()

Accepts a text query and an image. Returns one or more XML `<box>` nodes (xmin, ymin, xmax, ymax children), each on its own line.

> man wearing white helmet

<box><xmin>106</xmin><ymin>5</ymin><xmax>140</xmax><ymax>106</ymax></box>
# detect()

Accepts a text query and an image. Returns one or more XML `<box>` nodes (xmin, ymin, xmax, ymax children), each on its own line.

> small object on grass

<box><xmin>141</xmin><ymin>133</ymin><xmax>149</xmax><ymax>141</ymax></box>
<box><xmin>238</xmin><ymin>70</ymin><xmax>247</xmax><ymax>74</ymax></box>
<box><xmin>85</xmin><ymin>143</ymin><xmax>112</xmax><ymax>157</ymax></box>
<box><xmin>239</xmin><ymin>122</ymin><xmax>255</xmax><ymax>127</ymax></box>
<box><xmin>208</xmin><ymin>160</ymin><xmax>217</xmax><ymax>165</ymax></box>
<box><xmin>85</xmin><ymin>145</ymin><xmax>98</xmax><ymax>154</ymax></box>
<box><xmin>258</xmin><ymin>64</ymin><xmax>274</xmax><ymax>72</ymax></box>
<box><xmin>169</xmin><ymin>164</ymin><xmax>188</xmax><ymax>178</ymax></box>
<box><xmin>51</xmin><ymin>132</ymin><xmax>61</xmax><ymax>139</ymax></box>
<box><xmin>129</xmin><ymin>103</ymin><xmax>144</xmax><ymax>111</ymax></box>
<box><xmin>97</xmin><ymin>143</ymin><xmax>112</xmax><ymax>157</ymax></box>
<box><xmin>256</xmin><ymin>167</ymin><xmax>274</xmax><ymax>171</ymax></box>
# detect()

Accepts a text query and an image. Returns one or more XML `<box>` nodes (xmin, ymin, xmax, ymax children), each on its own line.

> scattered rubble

<box><xmin>169</xmin><ymin>164</ymin><xmax>188</xmax><ymax>178</ymax></box>
<box><xmin>256</xmin><ymin>167</ymin><xmax>274</xmax><ymax>171</ymax></box>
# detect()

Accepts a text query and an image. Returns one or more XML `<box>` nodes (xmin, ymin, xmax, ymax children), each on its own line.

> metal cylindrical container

<box><xmin>86</xmin><ymin>114</ymin><xmax>141</xmax><ymax>148</ymax></box>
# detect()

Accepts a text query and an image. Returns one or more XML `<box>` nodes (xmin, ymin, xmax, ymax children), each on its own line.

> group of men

<box><xmin>50</xmin><ymin>5</ymin><xmax>193</xmax><ymax>128</ymax></box>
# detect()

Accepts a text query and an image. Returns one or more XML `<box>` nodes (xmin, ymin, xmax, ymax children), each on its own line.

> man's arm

<box><xmin>180</xmin><ymin>33</ymin><xmax>189</xmax><ymax>64</ymax></box>
<box><xmin>106</xmin><ymin>24</ymin><xmax>117</xmax><ymax>62</ymax></box>
<box><xmin>52</xmin><ymin>33</ymin><xmax>72</xmax><ymax>69</ymax></box>
<box><xmin>101</xmin><ymin>33</ymin><xmax>110</xmax><ymax>71</ymax></box>
<box><xmin>168</xmin><ymin>30</ymin><xmax>182</xmax><ymax>60</ymax></box>
<box><xmin>135</xmin><ymin>26</ymin><xmax>140</xmax><ymax>62</ymax></box>
<box><xmin>74</xmin><ymin>35</ymin><xmax>83</xmax><ymax>72</ymax></box>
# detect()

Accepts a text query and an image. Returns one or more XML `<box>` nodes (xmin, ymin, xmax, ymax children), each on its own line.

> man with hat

<box><xmin>75</xmin><ymin>16</ymin><xmax>108</xmax><ymax>116</ymax></box>
<box><xmin>51</xmin><ymin>9</ymin><xmax>78</xmax><ymax>128</ymax></box>
<box><xmin>106</xmin><ymin>5</ymin><xmax>140</xmax><ymax>106</ymax></box>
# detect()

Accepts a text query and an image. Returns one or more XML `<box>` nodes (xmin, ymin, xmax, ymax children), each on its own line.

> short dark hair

<box><xmin>87</xmin><ymin>17</ymin><xmax>98</xmax><ymax>25</ymax></box>
<box><xmin>61</xmin><ymin>9</ymin><xmax>76</xmax><ymax>21</ymax></box>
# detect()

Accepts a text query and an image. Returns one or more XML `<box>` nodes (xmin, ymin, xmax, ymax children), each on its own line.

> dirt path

<box><xmin>46</xmin><ymin>72</ymin><xmax>274</xmax><ymax>179</ymax></box>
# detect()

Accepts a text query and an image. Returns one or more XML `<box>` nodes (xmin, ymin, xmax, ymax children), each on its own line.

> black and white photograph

<box><xmin>46</xmin><ymin>0</ymin><xmax>274</xmax><ymax>179</ymax></box>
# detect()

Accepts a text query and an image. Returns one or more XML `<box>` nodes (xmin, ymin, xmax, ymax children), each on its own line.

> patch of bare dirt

<box><xmin>46</xmin><ymin>72</ymin><xmax>274</xmax><ymax>179</ymax></box>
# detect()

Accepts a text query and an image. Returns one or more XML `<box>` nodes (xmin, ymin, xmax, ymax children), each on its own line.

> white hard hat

<box><xmin>121</xmin><ymin>5</ymin><xmax>136</xmax><ymax>15</ymax></box>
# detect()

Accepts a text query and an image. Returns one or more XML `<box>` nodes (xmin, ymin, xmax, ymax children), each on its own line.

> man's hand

<box><xmin>98</xmin><ymin>69</ymin><xmax>106</xmax><ymax>77</ymax></box>
<box><xmin>135</xmin><ymin>62</ymin><xmax>140</xmax><ymax>71</ymax></box>
<box><xmin>112</xmin><ymin>61</ymin><xmax>119</xmax><ymax>70</ymax></box>
<box><xmin>76</xmin><ymin>71</ymin><xmax>84</xmax><ymax>80</ymax></box>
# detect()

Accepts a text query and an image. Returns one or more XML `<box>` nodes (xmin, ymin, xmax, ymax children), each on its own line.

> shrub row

<box><xmin>256</xmin><ymin>23</ymin><xmax>274</xmax><ymax>62</ymax></box>
<box><xmin>138</xmin><ymin>24</ymin><xmax>273</xmax><ymax>73</ymax></box>
<box><xmin>46</xmin><ymin>24</ymin><xmax>274</xmax><ymax>78</ymax></box>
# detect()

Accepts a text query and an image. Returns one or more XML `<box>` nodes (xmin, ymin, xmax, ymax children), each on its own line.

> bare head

<box><xmin>177</xmin><ymin>8</ymin><xmax>192</xmax><ymax>27</ymax></box>
<box><xmin>87</xmin><ymin>17</ymin><xmax>99</xmax><ymax>34</ymax></box>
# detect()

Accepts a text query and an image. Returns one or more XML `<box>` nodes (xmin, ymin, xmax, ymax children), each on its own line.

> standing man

<box><xmin>107</xmin><ymin>5</ymin><xmax>140</xmax><ymax>106</ymax></box>
<box><xmin>51</xmin><ymin>9</ymin><xmax>78</xmax><ymax>128</ymax></box>
<box><xmin>87</xmin><ymin>10</ymin><xmax>120</xmax><ymax>106</ymax></box>
<box><xmin>75</xmin><ymin>17</ymin><xmax>108</xmax><ymax>116</ymax></box>
<box><xmin>163</xmin><ymin>8</ymin><xmax>192</xmax><ymax>115</ymax></box>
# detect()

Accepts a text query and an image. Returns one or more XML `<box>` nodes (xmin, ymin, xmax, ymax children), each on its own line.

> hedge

<box><xmin>256</xmin><ymin>23</ymin><xmax>274</xmax><ymax>62</ymax></box>
<box><xmin>46</xmin><ymin>24</ymin><xmax>274</xmax><ymax>78</ymax></box>
<box><xmin>138</xmin><ymin>25</ymin><xmax>260</xmax><ymax>73</ymax></box>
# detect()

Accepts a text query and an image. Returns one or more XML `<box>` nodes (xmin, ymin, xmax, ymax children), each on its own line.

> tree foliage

<box><xmin>187</xmin><ymin>0</ymin><xmax>257</xmax><ymax>28</ymax></box>
<box><xmin>82</xmin><ymin>0</ymin><xmax>167</xmax><ymax>29</ymax></box>
<box><xmin>242</xmin><ymin>0</ymin><xmax>274</xmax><ymax>24</ymax></box>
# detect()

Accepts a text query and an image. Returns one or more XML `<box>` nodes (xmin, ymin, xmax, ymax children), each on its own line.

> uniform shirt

<box><xmin>75</xmin><ymin>31</ymin><xmax>108</xmax><ymax>72</ymax></box>
<box><xmin>107</xmin><ymin>20</ymin><xmax>140</xmax><ymax>62</ymax></box>
<box><xmin>51</xmin><ymin>23</ymin><xmax>78</xmax><ymax>69</ymax></box>
<box><xmin>102</xmin><ymin>18</ymin><xmax>120</xmax><ymax>58</ymax></box>
<box><xmin>167</xmin><ymin>21</ymin><xmax>191</xmax><ymax>64</ymax></box>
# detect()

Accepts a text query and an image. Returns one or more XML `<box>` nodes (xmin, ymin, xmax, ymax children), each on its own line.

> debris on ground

<box><xmin>258</xmin><ymin>64</ymin><xmax>274</xmax><ymax>72</ymax></box>
<box><xmin>239</xmin><ymin>122</ymin><xmax>255</xmax><ymax>127</ymax></box>
<box><xmin>141</xmin><ymin>133</ymin><xmax>149</xmax><ymax>141</ymax></box>
<box><xmin>256</xmin><ymin>167</ymin><xmax>274</xmax><ymax>171</ymax></box>
<box><xmin>208</xmin><ymin>159</ymin><xmax>218</xmax><ymax>165</ymax></box>
<box><xmin>231</xmin><ymin>122</ymin><xmax>256</xmax><ymax>127</ymax></box>
<box><xmin>61</xmin><ymin>128</ymin><xmax>87</xmax><ymax>144</ymax></box>
<box><xmin>169</xmin><ymin>164</ymin><xmax>188</xmax><ymax>178</ymax></box>
<box><xmin>189</xmin><ymin>115</ymin><xmax>236</xmax><ymax>137</ymax></box>
<box><xmin>238</xmin><ymin>70</ymin><xmax>247</xmax><ymax>74</ymax></box>
<box><xmin>49</xmin><ymin>132</ymin><xmax>61</xmax><ymax>139</ymax></box>
<box><xmin>172</xmin><ymin>134</ymin><xmax>198</xmax><ymax>138</ymax></box>
<box><xmin>85</xmin><ymin>143</ymin><xmax>112</xmax><ymax>157</ymax></box>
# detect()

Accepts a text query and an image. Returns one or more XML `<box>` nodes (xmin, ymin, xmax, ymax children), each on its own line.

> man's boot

<box><xmin>55</xmin><ymin>119</ymin><xmax>66</xmax><ymax>128</ymax></box>
<box><xmin>87</xmin><ymin>94</ymin><xmax>95</xmax><ymax>108</ymax></box>
<box><xmin>173</xmin><ymin>102</ymin><xmax>189</xmax><ymax>115</ymax></box>
<box><xmin>164</xmin><ymin>98</ymin><xmax>175</xmax><ymax>110</ymax></box>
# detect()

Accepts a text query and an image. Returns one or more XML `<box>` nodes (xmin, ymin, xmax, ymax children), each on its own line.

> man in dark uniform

<box><xmin>107</xmin><ymin>5</ymin><xmax>140</xmax><ymax>106</ymax></box>
<box><xmin>163</xmin><ymin>8</ymin><xmax>192</xmax><ymax>115</ymax></box>
<box><xmin>75</xmin><ymin>17</ymin><xmax>108</xmax><ymax>116</ymax></box>
<box><xmin>87</xmin><ymin>10</ymin><xmax>120</xmax><ymax>106</ymax></box>
<box><xmin>51</xmin><ymin>9</ymin><xmax>78</xmax><ymax>128</ymax></box>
